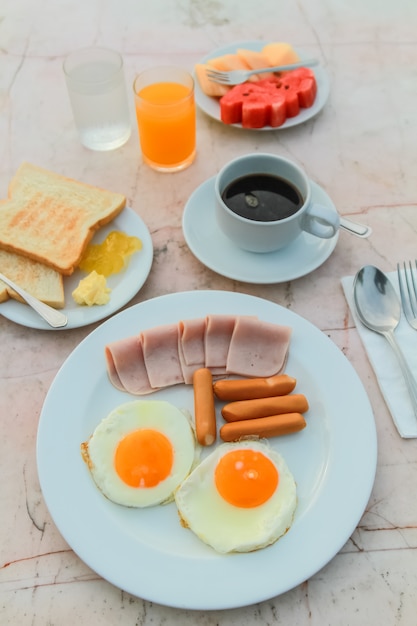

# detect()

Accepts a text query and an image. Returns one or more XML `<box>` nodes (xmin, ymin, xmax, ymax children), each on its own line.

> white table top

<box><xmin>1</xmin><ymin>0</ymin><xmax>417</xmax><ymax>624</ymax></box>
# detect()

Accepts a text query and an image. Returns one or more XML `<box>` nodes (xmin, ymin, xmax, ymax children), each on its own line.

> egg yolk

<box><xmin>114</xmin><ymin>429</ymin><xmax>173</xmax><ymax>488</ymax></box>
<box><xmin>214</xmin><ymin>449</ymin><xmax>279</xmax><ymax>508</ymax></box>
<box><xmin>79</xmin><ymin>231</ymin><xmax>142</xmax><ymax>277</ymax></box>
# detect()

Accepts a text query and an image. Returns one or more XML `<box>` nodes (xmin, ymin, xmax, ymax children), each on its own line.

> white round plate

<box><xmin>195</xmin><ymin>40</ymin><xmax>330</xmax><ymax>130</ymax></box>
<box><xmin>182</xmin><ymin>177</ymin><xmax>339</xmax><ymax>283</ymax></box>
<box><xmin>0</xmin><ymin>208</ymin><xmax>153</xmax><ymax>330</ymax></box>
<box><xmin>37</xmin><ymin>291</ymin><xmax>377</xmax><ymax>610</ymax></box>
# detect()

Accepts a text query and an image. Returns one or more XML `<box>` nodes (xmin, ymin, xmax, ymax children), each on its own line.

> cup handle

<box><xmin>301</xmin><ymin>203</ymin><xmax>340</xmax><ymax>239</ymax></box>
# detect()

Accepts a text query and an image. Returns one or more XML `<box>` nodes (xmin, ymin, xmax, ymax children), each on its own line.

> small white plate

<box><xmin>37</xmin><ymin>290</ymin><xmax>377</xmax><ymax>610</ymax></box>
<box><xmin>182</xmin><ymin>176</ymin><xmax>339</xmax><ymax>283</ymax></box>
<box><xmin>195</xmin><ymin>40</ymin><xmax>330</xmax><ymax>130</ymax></box>
<box><xmin>0</xmin><ymin>207</ymin><xmax>153</xmax><ymax>330</ymax></box>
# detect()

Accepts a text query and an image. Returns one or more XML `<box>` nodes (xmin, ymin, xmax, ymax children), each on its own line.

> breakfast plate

<box><xmin>194</xmin><ymin>40</ymin><xmax>330</xmax><ymax>130</ymax></box>
<box><xmin>37</xmin><ymin>290</ymin><xmax>377</xmax><ymax>610</ymax></box>
<box><xmin>182</xmin><ymin>177</ymin><xmax>339</xmax><ymax>283</ymax></box>
<box><xmin>0</xmin><ymin>207</ymin><xmax>153</xmax><ymax>330</ymax></box>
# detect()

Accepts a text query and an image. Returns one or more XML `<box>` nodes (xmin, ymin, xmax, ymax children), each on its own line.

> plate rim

<box><xmin>195</xmin><ymin>40</ymin><xmax>330</xmax><ymax>131</ymax></box>
<box><xmin>0</xmin><ymin>206</ymin><xmax>153</xmax><ymax>330</ymax></box>
<box><xmin>36</xmin><ymin>290</ymin><xmax>377</xmax><ymax>610</ymax></box>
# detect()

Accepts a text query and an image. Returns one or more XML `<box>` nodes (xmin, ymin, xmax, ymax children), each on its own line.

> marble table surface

<box><xmin>1</xmin><ymin>0</ymin><xmax>417</xmax><ymax>623</ymax></box>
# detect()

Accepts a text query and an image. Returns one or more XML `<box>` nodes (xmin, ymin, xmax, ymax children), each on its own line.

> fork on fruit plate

<box><xmin>205</xmin><ymin>58</ymin><xmax>319</xmax><ymax>86</ymax></box>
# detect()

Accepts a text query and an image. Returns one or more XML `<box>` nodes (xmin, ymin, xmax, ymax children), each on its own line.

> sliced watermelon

<box><xmin>297</xmin><ymin>78</ymin><xmax>317</xmax><ymax>108</ymax></box>
<box><xmin>280</xmin><ymin>85</ymin><xmax>300</xmax><ymax>117</ymax></box>
<box><xmin>281</xmin><ymin>67</ymin><xmax>315</xmax><ymax>81</ymax></box>
<box><xmin>220</xmin><ymin>98</ymin><xmax>243</xmax><ymax>125</ymax></box>
<box><xmin>269</xmin><ymin>96</ymin><xmax>287</xmax><ymax>127</ymax></box>
<box><xmin>220</xmin><ymin>82</ymin><xmax>264</xmax><ymax>124</ymax></box>
<box><xmin>241</xmin><ymin>98</ymin><xmax>270</xmax><ymax>129</ymax></box>
<box><xmin>219</xmin><ymin>69</ymin><xmax>317</xmax><ymax>128</ymax></box>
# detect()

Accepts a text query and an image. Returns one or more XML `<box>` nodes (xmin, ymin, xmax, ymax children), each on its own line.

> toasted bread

<box><xmin>0</xmin><ymin>163</ymin><xmax>126</xmax><ymax>275</ymax></box>
<box><xmin>0</xmin><ymin>249</ymin><xmax>65</xmax><ymax>308</ymax></box>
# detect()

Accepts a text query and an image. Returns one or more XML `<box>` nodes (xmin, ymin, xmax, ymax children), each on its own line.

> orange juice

<box><xmin>134</xmin><ymin>69</ymin><xmax>196</xmax><ymax>171</ymax></box>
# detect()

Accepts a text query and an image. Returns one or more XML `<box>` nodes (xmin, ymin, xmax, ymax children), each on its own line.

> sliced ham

<box><xmin>177</xmin><ymin>319</ymin><xmax>207</xmax><ymax>383</ymax></box>
<box><xmin>141</xmin><ymin>323</ymin><xmax>184</xmax><ymax>389</ymax></box>
<box><xmin>104</xmin><ymin>315</ymin><xmax>292</xmax><ymax>395</ymax></box>
<box><xmin>204</xmin><ymin>314</ymin><xmax>238</xmax><ymax>369</ymax></box>
<box><xmin>178</xmin><ymin>350</ymin><xmax>204</xmax><ymax>385</ymax></box>
<box><xmin>105</xmin><ymin>346</ymin><xmax>125</xmax><ymax>391</ymax></box>
<box><xmin>226</xmin><ymin>317</ymin><xmax>292</xmax><ymax>377</ymax></box>
<box><xmin>179</xmin><ymin>318</ymin><xmax>206</xmax><ymax>366</ymax></box>
<box><xmin>105</xmin><ymin>336</ymin><xmax>154</xmax><ymax>394</ymax></box>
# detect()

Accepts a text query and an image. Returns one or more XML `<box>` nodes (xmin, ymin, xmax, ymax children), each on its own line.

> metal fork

<box><xmin>397</xmin><ymin>261</ymin><xmax>417</xmax><ymax>330</ymax></box>
<box><xmin>0</xmin><ymin>271</ymin><xmax>68</xmax><ymax>328</ymax></box>
<box><xmin>205</xmin><ymin>58</ymin><xmax>319</xmax><ymax>85</ymax></box>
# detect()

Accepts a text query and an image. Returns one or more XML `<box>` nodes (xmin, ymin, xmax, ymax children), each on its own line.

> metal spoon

<box><xmin>0</xmin><ymin>272</ymin><xmax>68</xmax><ymax>328</ymax></box>
<box><xmin>353</xmin><ymin>265</ymin><xmax>417</xmax><ymax>415</ymax></box>
<box><xmin>339</xmin><ymin>217</ymin><xmax>372</xmax><ymax>238</ymax></box>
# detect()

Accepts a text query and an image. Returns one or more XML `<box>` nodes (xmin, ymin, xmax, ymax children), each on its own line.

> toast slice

<box><xmin>0</xmin><ymin>249</ymin><xmax>65</xmax><ymax>308</ymax></box>
<box><xmin>0</xmin><ymin>163</ymin><xmax>126</xmax><ymax>275</ymax></box>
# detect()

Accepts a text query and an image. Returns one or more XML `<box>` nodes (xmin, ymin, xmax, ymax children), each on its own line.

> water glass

<box><xmin>64</xmin><ymin>47</ymin><xmax>131</xmax><ymax>151</ymax></box>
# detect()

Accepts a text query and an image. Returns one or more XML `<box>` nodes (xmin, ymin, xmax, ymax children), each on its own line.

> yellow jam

<box><xmin>79</xmin><ymin>231</ymin><xmax>143</xmax><ymax>277</ymax></box>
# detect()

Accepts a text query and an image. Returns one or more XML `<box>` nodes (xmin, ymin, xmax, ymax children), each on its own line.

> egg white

<box><xmin>82</xmin><ymin>400</ymin><xmax>198</xmax><ymax>507</ymax></box>
<box><xmin>174</xmin><ymin>440</ymin><xmax>297</xmax><ymax>553</ymax></box>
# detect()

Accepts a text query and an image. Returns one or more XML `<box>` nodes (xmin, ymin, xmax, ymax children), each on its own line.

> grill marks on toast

<box><xmin>0</xmin><ymin>163</ymin><xmax>127</xmax><ymax>308</ymax></box>
<box><xmin>0</xmin><ymin>163</ymin><xmax>126</xmax><ymax>276</ymax></box>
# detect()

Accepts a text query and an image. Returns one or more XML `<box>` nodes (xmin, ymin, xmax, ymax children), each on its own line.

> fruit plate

<box><xmin>194</xmin><ymin>40</ymin><xmax>330</xmax><ymax>130</ymax></box>
<box><xmin>37</xmin><ymin>290</ymin><xmax>377</xmax><ymax>610</ymax></box>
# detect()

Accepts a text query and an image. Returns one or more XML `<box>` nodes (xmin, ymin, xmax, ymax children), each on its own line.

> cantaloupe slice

<box><xmin>236</xmin><ymin>48</ymin><xmax>275</xmax><ymax>80</ymax></box>
<box><xmin>262</xmin><ymin>42</ymin><xmax>300</xmax><ymax>67</ymax></box>
<box><xmin>211</xmin><ymin>53</ymin><xmax>250</xmax><ymax>71</ymax></box>
<box><xmin>207</xmin><ymin>53</ymin><xmax>262</xmax><ymax>83</ymax></box>
<box><xmin>206</xmin><ymin>57</ymin><xmax>229</xmax><ymax>71</ymax></box>
<box><xmin>236</xmin><ymin>48</ymin><xmax>270</xmax><ymax>69</ymax></box>
<box><xmin>194</xmin><ymin>63</ymin><xmax>230</xmax><ymax>97</ymax></box>
<box><xmin>195</xmin><ymin>42</ymin><xmax>303</xmax><ymax>97</ymax></box>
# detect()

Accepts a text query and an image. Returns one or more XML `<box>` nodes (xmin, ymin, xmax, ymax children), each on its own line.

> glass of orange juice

<box><xmin>133</xmin><ymin>66</ymin><xmax>196</xmax><ymax>172</ymax></box>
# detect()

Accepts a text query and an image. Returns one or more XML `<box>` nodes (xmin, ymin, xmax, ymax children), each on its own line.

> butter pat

<box><xmin>72</xmin><ymin>271</ymin><xmax>111</xmax><ymax>306</ymax></box>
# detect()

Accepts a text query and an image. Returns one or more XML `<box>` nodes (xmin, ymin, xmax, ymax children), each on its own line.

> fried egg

<box><xmin>174</xmin><ymin>440</ymin><xmax>297</xmax><ymax>553</ymax></box>
<box><xmin>81</xmin><ymin>400</ymin><xmax>198</xmax><ymax>507</ymax></box>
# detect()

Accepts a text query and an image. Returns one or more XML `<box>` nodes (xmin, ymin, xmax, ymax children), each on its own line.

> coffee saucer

<box><xmin>182</xmin><ymin>176</ymin><xmax>339</xmax><ymax>284</ymax></box>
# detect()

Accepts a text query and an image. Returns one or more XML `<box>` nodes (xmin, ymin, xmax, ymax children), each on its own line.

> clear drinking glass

<box><xmin>64</xmin><ymin>47</ymin><xmax>131</xmax><ymax>151</ymax></box>
<box><xmin>133</xmin><ymin>66</ymin><xmax>196</xmax><ymax>172</ymax></box>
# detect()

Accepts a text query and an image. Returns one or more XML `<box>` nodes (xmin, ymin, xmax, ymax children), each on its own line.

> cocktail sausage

<box><xmin>193</xmin><ymin>368</ymin><xmax>217</xmax><ymax>446</ymax></box>
<box><xmin>221</xmin><ymin>393</ymin><xmax>309</xmax><ymax>422</ymax></box>
<box><xmin>213</xmin><ymin>374</ymin><xmax>296</xmax><ymax>401</ymax></box>
<box><xmin>220</xmin><ymin>413</ymin><xmax>307</xmax><ymax>441</ymax></box>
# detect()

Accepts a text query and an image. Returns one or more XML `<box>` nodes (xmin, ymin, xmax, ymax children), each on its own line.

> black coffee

<box><xmin>221</xmin><ymin>173</ymin><xmax>303</xmax><ymax>222</ymax></box>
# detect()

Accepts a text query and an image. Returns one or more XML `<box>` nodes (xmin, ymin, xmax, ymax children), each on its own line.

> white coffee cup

<box><xmin>214</xmin><ymin>153</ymin><xmax>339</xmax><ymax>253</ymax></box>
